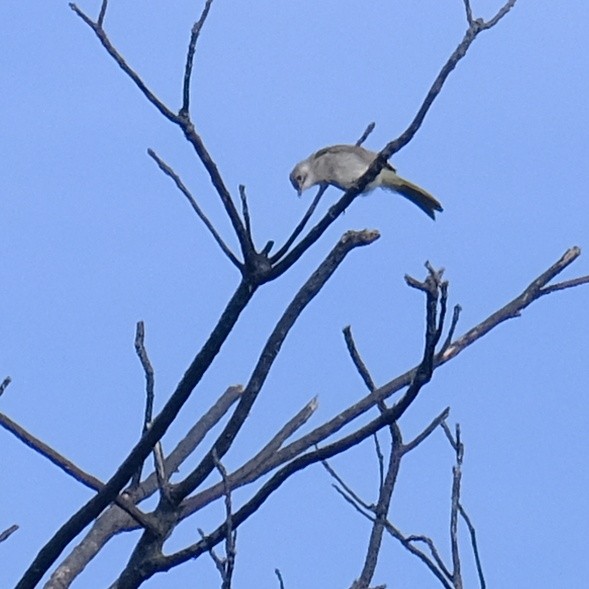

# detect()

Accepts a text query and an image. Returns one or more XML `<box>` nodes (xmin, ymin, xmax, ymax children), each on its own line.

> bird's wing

<box><xmin>313</xmin><ymin>145</ymin><xmax>397</xmax><ymax>173</ymax></box>
<box><xmin>312</xmin><ymin>145</ymin><xmax>356</xmax><ymax>159</ymax></box>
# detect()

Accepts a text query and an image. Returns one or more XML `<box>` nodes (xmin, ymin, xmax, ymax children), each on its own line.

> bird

<box><xmin>289</xmin><ymin>144</ymin><xmax>443</xmax><ymax>219</ymax></box>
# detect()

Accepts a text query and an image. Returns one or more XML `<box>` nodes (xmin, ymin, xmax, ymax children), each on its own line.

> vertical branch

<box><xmin>239</xmin><ymin>184</ymin><xmax>254</xmax><ymax>250</ymax></box>
<box><xmin>449</xmin><ymin>424</ymin><xmax>464</xmax><ymax>589</ymax></box>
<box><xmin>213</xmin><ymin>450</ymin><xmax>236</xmax><ymax>589</ymax></box>
<box><xmin>354</xmin><ymin>424</ymin><xmax>403</xmax><ymax>589</ymax></box>
<box><xmin>97</xmin><ymin>0</ymin><xmax>108</xmax><ymax>27</ymax></box>
<box><xmin>134</xmin><ymin>321</ymin><xmax>155</xmax><ymax>432</ymax></box>
<box><xmin>181</xmin><ymin>0</ymin><xmax>215</xmax><ymax>116</ymax></box>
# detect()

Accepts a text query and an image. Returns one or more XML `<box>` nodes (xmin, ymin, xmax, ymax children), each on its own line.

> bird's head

<box><xmin>289</xmin><ymin>161</ymin><xmax>313</xmax><ymax>196</ymax></box>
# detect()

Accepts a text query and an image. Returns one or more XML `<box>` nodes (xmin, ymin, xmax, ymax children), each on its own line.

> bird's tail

<box><xmin>382</xmin><ymin>171</ymin><xmax>443</xmax><ymax>220</ymax></box>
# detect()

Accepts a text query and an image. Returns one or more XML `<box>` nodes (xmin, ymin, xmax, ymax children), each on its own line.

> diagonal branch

<box><xmin>148</xmin><ymin>149</ymin><xmax>241</xmax><ymax>267</ymax></box>
<box><xmin>0</xmin><ymin>412</ymin><xmax>155</xmax><ymax>532</ymax></box>
<box><xmin>69</xmin><ymin>4</ymin><xmax>177</xmax><ymax>123</ymax></box>
<box><xmin>0</xmin><ymin>524</ymin><xmax>19</xmax><ymax>544</ymax></box>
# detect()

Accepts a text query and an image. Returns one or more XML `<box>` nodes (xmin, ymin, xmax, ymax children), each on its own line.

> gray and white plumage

<box><xmin>289</xmin><ymin>144</ymin><xmax>443</xmax><ymax>219</ymax></box>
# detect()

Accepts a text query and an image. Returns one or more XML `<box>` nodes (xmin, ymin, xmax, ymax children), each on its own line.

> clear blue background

<box><xmin>1</xmin><ymin>1</ymin><xmax>588</xmax><ymax>587</ymax></box>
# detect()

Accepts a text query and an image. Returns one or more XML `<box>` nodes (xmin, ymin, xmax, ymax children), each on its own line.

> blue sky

<box><xmin>1</xmin><ymin>1</ymin><xmax>588</xmax><ymax>587</ymax></box>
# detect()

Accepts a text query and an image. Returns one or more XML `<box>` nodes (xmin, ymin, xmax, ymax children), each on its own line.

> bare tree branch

<box><xmin>69</xmin><ymin>4</ymin><xmax>176</xmax><ymax>122</ymax></box>
<box><xmin>343</xmin><ymin>325</ymin><xmax>377</xmax><ymax>393</ymax></box>
<box><xmin>275</xmin><ymin>568</ymin><xmax>285</xmax><ymax>589</ymax></box>
<box><xmin>97</xmin><ymin>0</ymin><xmax>108</xmax><ymax>27</ymax></box>
<box><xmin>403</xmin><ymin>407</ymin><xmax>450</xmax><ymax>454</ymax></box>
<box><xmin>353</xmin><ymin>424</ymin><xmax>403</xmax><ymax>589</ymax></box>
<box><xmin>399</xmin><ymin>531</ymin><xmax>453</xmax><ymax>586</ymax></box>
<box><xmin>459</xmin><ymin>504</ymin><xmax>486</xmax><ymax>589</ymax></box>
<box><xmin>462</xmin><ymin>0</ymin><xmax>474</xmax><ymax>25</ymax></box>
<box><xmin>134</xmin><ymin>321</ymin><xmax>155</xmax><ymax>432</ymax></box>
<box><xmin>0</xmin><ymin>412</ymin><xmax>155</xmax><ymax>532</ymax></box>
<box><xmin>239</xmin><ymin>184</ymin><xmax>254</xmax><ymax>250</ymax></box>
<box><xmin>0</xmin><ymin>376</ymin><xmax>11</xmax><ymax>397</ymax></box>
<box><xmin>0</xmin><ymin>524</ymin><xmax>19</xmax><ymax>544</ymax></box>
<box><xmin>147</xmin><ymin>149</ymin><xmax>241</xmax><ymax>268</ymax></box>
<box><xmin>356</xmin><ymin>122</ymin><xmax>376</xmax><ymax>147</ymax></box>
<box><xmin>181</xmin><ymin>0</ymin><xmax>215</xmax><ymax>116</ymax></box>
<box><xmin>321</xmin><ymin>460</ymin><xmax>374</xmax><ymax>513</ymax></box>
<box><xmin>483</xmin><ymin>0</ymin><xmax>518</xmax><ymax>30</ymax></box>
<box><xmin>69</xmin><ymin>3</ymin><xmax>251</xmax><ymax>263</ymax></box>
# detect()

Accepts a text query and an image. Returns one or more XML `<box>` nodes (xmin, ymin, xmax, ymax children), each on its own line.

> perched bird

<box><xmin>289</xmin><ymin>144</ymin><xmax>443</xmax><ymax>219</ymax></box>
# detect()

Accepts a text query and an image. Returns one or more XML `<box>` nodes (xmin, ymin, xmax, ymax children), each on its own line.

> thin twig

<box><xmin>153</xmin><ymin>441</ymin><xmax>170</xmax><ymax>500</ymax></box>
<box><xmin>462</xmin><ymin>0</ymin><xmax>474</xmax><ymax>25</ymax></box>
<box><xmin>343</xmin><ymin>326</ymin><xmax>377</xmax><ymax>392</ymax></box>
<box><xmin>0</xmin><ymin>376</ymin><xmax>11</xmax><ymax>397</ymax></box>
<box><xmin>213</xmin><ymin>450</ymin><xmax>236</xmax><ymax>589</ymax></box>
<box><xmin>483</xmin><ymin>0</ymin><xmax>518</xmax><ymax>30</ymax></box>
<box><xmin>0</xmin><ymin>412</ymin><xmax>156</xmax><ymax>532</ymax></box>
<box><xmin>539</xmin><ymin>274</ymin><xmax>589</xmax><ymax>295</ymax></box>
<box><xmin>449</xmin><ymin>423</ymin><xmax>465</xmax><ymax>588</ymax></box>
<box><xmin>402</xmin><ymin>407</ymin><xmax>450</xmax><ymax>453</ymax></box>
<box><xmin>275</xmin><ymin>569</ymin><xmax>285</xmax><ymax>589</ymax></box>
<box><xmin>438</xmin><ymin>304</ymin><xmax>462</xmax><ymax>357</ymax></box>
<box><xmin>333</xmin><ymin>484</ymin><xmax>374</xmax><ymax>520</ymax></box>
<box><xmin>440</xmin><ymin>420</ymin><xmax>458</xmax><ymax>452</ymax></box>
<box><xmin>0</xmin><ymin>524</ymin><xmax>18</xmax><ymax>544</ymax></box>
<box><xmin>181</xmin><ymin>0</ymin><xmax>215</xmax><ymax>116</ymax></box>
<box><xmin>355</xmin><ymin>424</ymin><xmax>403</xmax><ymax>588</ymax></box>
<box><xmin>384</xmin><ymin>524</ymin><xmax>452</xmax><ymax>589</ymax></box>
<box><xmin>97</xmin><ymin>0</ymin><xmax>108</xmax><ymax>27</ymax></box>
<box><xmin>459</xmin><ymin>504</ymin><xmax>486</xmax><ymax>588</ymax></box>
<box><xmin>450</xmin><ymin>465</ymin><xmax>463</xmax><ymax>588</ymax></box>
<box><xmin>404</xmin><ymin>534</ymin><xmax>453</xmax><ymax>582</ymax></box>
<box><xmin>239</xmin><ymin>184</ymin><xmax>254</xmax><ymax>249</ymax></box>
<box><xmin>373</xmin><ymin>433</ymin><xmax>385</xmax><ymax>492</ymax></box>
<box><xmin>356</xmin><ymin>122</ymin><xmax>376</xmax><ymax>146</ymax></box>
<box><xmin>135</xmin><ymin>321</ymin><xmax>155</xmax><ymax>433</ymax></box>
<box><xmin>69</xmin><ymin>4</ymin><xmax>177</xmax><ymax>123</ymax></box>
<box><xmin>321</xmin><ymin>459</ymin><xmax>373</xmax><ymax>512</ymax></box>
<box><xmin>199</xmin><ymin>527</ymin><xmax>226</xmax><ymax>581</ymax></box>
<box><xmin>132</xmin><ymin>321</ymin><xmax>156</xmax><ymax>488</ymax></box>
<box><xmin>269</xmin><ymin>185</ymin><xmax>328</xmax><ymax>263</ymax></box>
<box><xmin>148</xmin><ymin>149</ymin><xmax>241</xmax><ymax>268</ymax></box>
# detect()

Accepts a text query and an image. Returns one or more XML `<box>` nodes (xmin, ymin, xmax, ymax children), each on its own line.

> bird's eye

<box><xmin>296</xmin><ymin>175</ymin><xmax>303</xmax><ymax>184</ymax></box>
